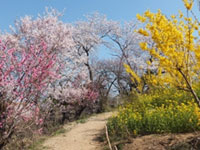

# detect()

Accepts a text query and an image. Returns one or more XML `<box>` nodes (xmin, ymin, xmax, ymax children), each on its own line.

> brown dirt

<box><xmin>123</xmin><ymin>132</ymin><xmax>200</xmax><ymax>150</ymax></box>
<box><xmin>42</xmin><ymin>112</ymin><xmax>114</xmax><ymax>150</ymax></box>
<box><xmin>42</xmin><ymin>111</ymin><xmax>200</xmax><ymax>150</ymax></box>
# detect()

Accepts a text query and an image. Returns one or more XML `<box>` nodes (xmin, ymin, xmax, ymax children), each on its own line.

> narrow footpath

<box><xmin>43</xmin><ymin>112</ymin><xmax>114</xmax><ymax>150</ymax></box>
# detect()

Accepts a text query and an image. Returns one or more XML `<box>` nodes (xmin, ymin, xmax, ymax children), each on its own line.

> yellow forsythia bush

<box><xmin>136</xmin><ymin>0</ymin><xmax>200</xmax><ymax>106</ymax></box>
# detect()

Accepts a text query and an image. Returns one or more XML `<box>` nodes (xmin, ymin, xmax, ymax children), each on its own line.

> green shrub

<box><xmin>107</xmin><ymin>88</ymin><xmax>200</xmax><ymax>139</ymax></box>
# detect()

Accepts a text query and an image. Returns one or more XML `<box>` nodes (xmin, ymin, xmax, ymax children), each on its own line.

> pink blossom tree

<box><xmin>0</xmin><ymin>9</ymin><xmax>89</xmax><ymax>127</ymax></box>
<box><xmin>0</xmin><ymin>39</ymin><xmax>59</xmax><ymax>149</ymax></box>
<box><xmin>1</xmin><ymin>8</ymin><xmax>82</xmax><ymax>83</ymax></box>
<box><xmin>2</xmin><ymin>9</ymin><xmax>103</xmax><ymax>126</ymax></box>
<box><xmin>48</xmin><ymin>74</ymin><xmax>99</xmax><ymax>123</ymax></box>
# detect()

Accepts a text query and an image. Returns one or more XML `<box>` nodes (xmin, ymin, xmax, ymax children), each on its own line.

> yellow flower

<box><xmin>124</xmin><ymin>64</ymin><xmax>142</xmax><ymax>93</ymax></box>
<box><xmin>152</xmin><ymin>79</ymin><xmax>157</xmax><ymax>85</ymax></box>
<box><xmin>179</xmin><ymin>10</ymin><xmax>183</xmax><ymax>18</ymax></box>
<box><xmin>171</xmin><ymin>15</ymin><xmax>176</xmax><ymax>19</ymax></box>
<box><xmin>136</xmin><ymin>14</ymin><xmax>146</xmax><ymax>22</ymax></box>
<box><xmin>136</xmin><ymin>7</ymin><xmax>200</xmax><ymax>96</ymax></box>
<box><xmin>138</xmin><ymin>29</ymin><xmax>149</xmax><ymax>36</ymax></box>
<box><xmin>133</xmin><ymin>130</ymin><xmax>137</xmax><ymax>135</ymax></box>
<box><xmin>182</xmin><ymin>0</ymin><xmax>194</xmax><ymax>10</ymax></box>
<box><xmin>139</xmin><ymin>42</ymin><xmax>148</xmax><ymax>50</ymax></box>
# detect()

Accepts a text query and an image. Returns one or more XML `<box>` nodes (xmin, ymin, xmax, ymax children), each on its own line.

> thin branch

<box><xmin>105</xmin><ymin>125</ymin><xmax>112</xmax><ymax>150</ymax></box>
<box><xmin>114</xmin><ymin>145</ymin><xmax>118</xmax><ymax>150</ymax></box>
<box><xmin>177</xmin><ymin>67</ymin><xmax>200</xmax><ymax>107</ymax></box>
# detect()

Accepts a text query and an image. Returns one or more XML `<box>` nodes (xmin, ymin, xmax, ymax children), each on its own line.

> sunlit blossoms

<box><xmin>0</xmin><ymin>39</ymin><xmax>59</xmax><ymax>148</ymax></box>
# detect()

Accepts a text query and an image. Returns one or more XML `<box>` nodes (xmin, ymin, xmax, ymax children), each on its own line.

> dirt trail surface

<box><xmin>43</xmin><ymin>112</ymin><xmax>114</xmax><ymax>150</ymax></box>
<box><xmin>123</xmin><ymin>132</ymin><xmax>200</xmax><ymax>150</ymax></box>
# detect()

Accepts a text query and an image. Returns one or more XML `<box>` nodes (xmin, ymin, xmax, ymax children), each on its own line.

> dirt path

<box><xmin>43</xmin><ymin>112</ymin><xmax>114</xmax><ymax>150</ymax></box>
<box><xmin>123</xmin><ymin>133</ymin><xmax>200</xmax><ymax>150</ymax></box>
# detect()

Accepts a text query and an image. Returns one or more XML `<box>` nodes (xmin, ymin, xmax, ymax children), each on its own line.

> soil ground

<box><xmin>42</xmin><ymin>112</ymin><xmax>114</xmax><ymax>150</ymax></box>
<box><xmin>42</xmin><ymin>112</ymin><xmax>200</xmax><ymax>150</ymax></box>
<box><xmin>123</xmin><ymin>132</ymin><xmax>200</xmax><ymax>150</ymax></box>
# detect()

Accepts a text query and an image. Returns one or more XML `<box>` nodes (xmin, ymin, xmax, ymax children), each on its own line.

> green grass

<box><xmin>76</xmin><ymin>118</ymin><xmax>87</xmax><ymax>124</ymax></box>
<box><xmin>51</xmin><ymin>128</ymin><xmax>66</xmax><ymax>136</ymax></box>
<box><xmin>29</xmin><ymin>137</ymin><xmax>49</xmax><ymax>150</ymax></box>
<box><xmin>29</xmin><ymin>126</ymin><xmax>66</xmax><ymax>150</ymax></box>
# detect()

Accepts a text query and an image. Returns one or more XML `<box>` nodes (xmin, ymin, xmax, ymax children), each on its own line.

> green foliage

<box><xmin>28</xmin><ymin>137</ymin><xmax>49</xmax><ymax>150</ymax></box>
<box><xmin>76</xmin><ymin>118</ymin><xmax>87</xmax><ymax>124</ymax></box>
<box><xmin>51</xmin><ymin>128</ymin><xmax>66</xmax><ymax>136</ymax></box>
<box><xmin>107</xmin><ymin>88</ymin><xmax>200</xmax><ymax>139</ymax></box>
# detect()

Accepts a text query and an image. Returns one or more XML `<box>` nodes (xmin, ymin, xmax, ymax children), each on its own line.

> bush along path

<box><xmin>42</xmin><ymin>112</ymin><xmax>114</xmax><ymax>150</ymax></box>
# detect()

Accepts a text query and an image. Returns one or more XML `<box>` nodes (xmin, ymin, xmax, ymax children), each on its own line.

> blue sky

<box><xmin>0</xmin><ymin>0</ymin><xmax>199</xmax><ymax>32</ymax></box>
<box><xmin>0</xmin><ymin>0</ymin><xmax>199</xmax><ymax>59</ymax></box>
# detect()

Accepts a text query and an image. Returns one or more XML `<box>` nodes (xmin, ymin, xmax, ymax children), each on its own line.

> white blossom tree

<box><xmin>72</xmin><ymin>13</ymin><xmax>118</xmax><ymax>81</ymax></box>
